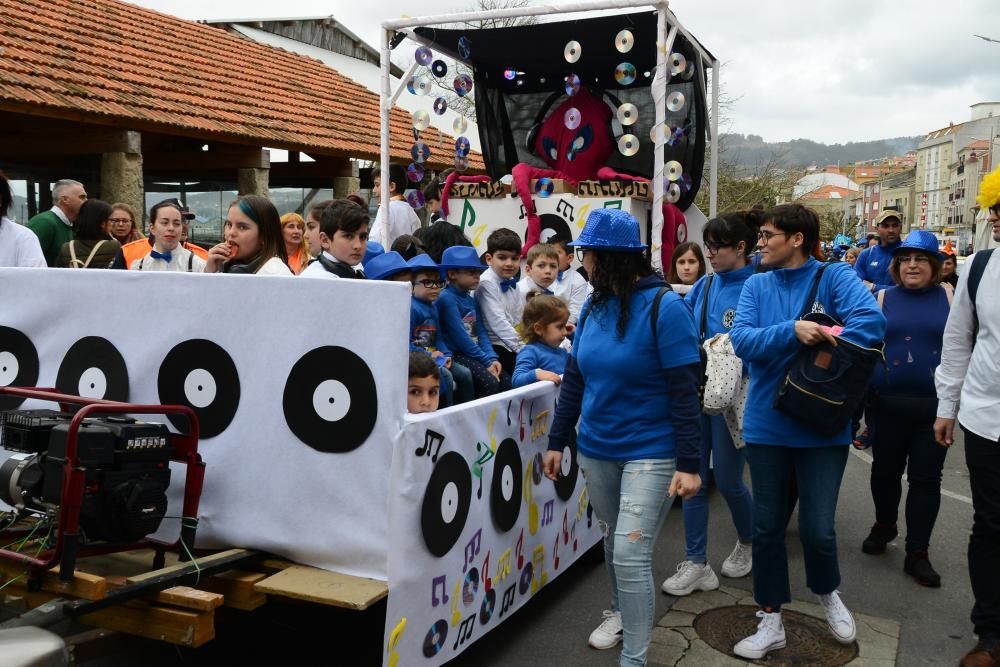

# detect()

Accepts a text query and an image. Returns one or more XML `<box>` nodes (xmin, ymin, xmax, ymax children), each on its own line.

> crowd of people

<box><xmin>2</xmin><ymin>163</ymin><xmax>999</xmax><ymax>667</ymax></box>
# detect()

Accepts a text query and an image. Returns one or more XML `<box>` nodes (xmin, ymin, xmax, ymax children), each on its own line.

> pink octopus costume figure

<box><xmin>441</xmin><ymin>88</ymin><xmax>686</xmax><ymax>266</ymax></box>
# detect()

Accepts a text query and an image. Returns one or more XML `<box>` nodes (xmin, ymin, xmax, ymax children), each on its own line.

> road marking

<box><xmin>850</xmin><ymin>448</ymin><xmax>972</xmax><ymax>505</ymax></box>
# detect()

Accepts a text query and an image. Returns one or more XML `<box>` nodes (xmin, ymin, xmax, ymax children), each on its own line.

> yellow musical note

<box><xmin>576</xmin><ymin>203</ymin><xmax>591</xmax><ymax>229</ymax></box>
<box><xmin>451</xmin><ymin>580</ymin><xmax>461</xmax><ymax>626</ymax></box>
<box><xmin>530</xmin><ymin>544</ymin><xmax>549</xmax><ymax>595</ymax></box>
<box><xmin>486</xmin><ymin>408</ymin><xmax>497</xmax><ymax>452</ymax></box>
<box><xmin>524</xmin><ymin>459</ymin><xmax>539</xmax><ymax>536</ymax></box>
<box><xmin>472</xmin><ymin>224</ymin><xmax>488</xmax><ymax>248</ymax></box>
<box><xmin>387</xmin><ymin>617</ymin><xmax>406</xmax><ymax>667</ymax></box>
<box><xmin>577</xmin><ymin>487</ymin><xmax>589</xmax><ymax>521</ymax></box>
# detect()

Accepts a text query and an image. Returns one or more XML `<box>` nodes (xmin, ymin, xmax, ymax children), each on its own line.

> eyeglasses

<box><xmin>757</xmin><ymin>230</ymin><xmax>787</xmax><ymax>243</ymax></box>
<box><xmin>575</xmin><ymin>248</ymin><xmax>589</xmax><ymax>262</ymax></box>
<box><xmin>895</xmin><ymin>254</ymin><xmax>930</xmax><ymax>265</ymax></box>
<box><xmin>704</xmin><ymin>242</ymin><xmax>733</xmax><ymax>255</ymax></box>
<box><xmin>413</xmin><ymin>278</ymin><xmax>446</xmax><ymax>288</ymax></box>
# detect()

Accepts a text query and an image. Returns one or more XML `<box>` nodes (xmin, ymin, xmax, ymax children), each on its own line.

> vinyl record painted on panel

<box><xmin>538</xmin><ymin>213</ymin><xmax>573</xmax><ymax>246</ymax></box>
<box><xmin>282</xmin><ymin>346</ymin><xmax>377</xmax><ymax>453</ymax></box>
<box><xmin>553</xmin><ymin>430</ymin><xmax>579</xmax><ymax>501</ymax></box>
<box><xmin>421</xmin><ymin>451</ymin><xmax>472</xmax><ymax>557</ymax></box>
<box><xmin>157</xmin><ymin>339</ymin><xmax>241</xmax><ymax>439</ymax></box>
<box><xmin>0</xmin><ymin>327</ymin><xmax>39</xmax><ymax>411</ymax></box>
<box><xmin>55</xmin><ymin>336</ymin><xmax>129</xmax><ymax>402</ymax></box>
<box><xmin>490</xmin><ymin>438</ymin><xmax>522</xmax><ymax>533</ymax></box>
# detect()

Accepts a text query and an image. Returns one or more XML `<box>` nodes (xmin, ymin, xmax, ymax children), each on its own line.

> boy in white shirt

<box><xmin>517</xmin><ymin>243</ymin><xmax>560</xmax><ymax>296</ymax></box>
<box><xmin>551</xmin><ymin>238</ymin><xmax>590</xmax><ymax>325</ymax></box>
<box><xmin>370</xmin><ymin>165</ymin><xmax>420</xmax><ymax>249</ymax></box>
<box><xmin>476</xmin><ymin>228</ymin><xmax>525</xmax><ymax>375</ymax></box>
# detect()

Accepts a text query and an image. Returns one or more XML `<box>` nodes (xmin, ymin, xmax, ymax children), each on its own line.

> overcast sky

<box><xmin>134</xmin><ymin>0</ymin><xmax>1000</xmax><ymax>145</ymax></box>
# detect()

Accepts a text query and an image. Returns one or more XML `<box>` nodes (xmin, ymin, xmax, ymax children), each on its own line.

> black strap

<box><xmin>968</xmin><ymin>249</ymin><xmax>994</xmax><ymax>340</ymax></box>
<box><xmin>699</xmin><ymin>274</ymin><xmax>715</xmax><ymax>342</ymax></box>
<box><xmin>650</xmin><ymin>285</ymin><xmax>672</xmax><ymax>340</ymax></box>
<box><xmin>187</xmin><ymin>251</ymin><xmax>194</xmax><ymax>272</ymax></box>
<box><xmin>798</xmin><ymin>263</ymin><xmax>829</xmax><ymax>319</ymax></box>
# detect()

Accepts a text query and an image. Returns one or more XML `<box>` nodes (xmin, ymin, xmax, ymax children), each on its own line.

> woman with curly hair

<box><xmin>545</xmin><ymin>208</ymin><xmax>702</xmax><ymax>667</ymax></box>
<box><xmin>279</xmin><ymin>212</ymin><xmax>310</xmax><ymax>274</ymax></box>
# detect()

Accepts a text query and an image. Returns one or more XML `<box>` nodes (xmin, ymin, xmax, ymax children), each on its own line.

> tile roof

<box><xmin>0</xmin><ymin>0</ymin><xmax>482</xmax><ymax>170</ymax></box>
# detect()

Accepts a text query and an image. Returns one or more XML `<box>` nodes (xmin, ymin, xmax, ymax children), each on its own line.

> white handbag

<box><xmin>701</xmin><ymin>333</ymin><xmax>742</xmax><ymax>415</ymax></box>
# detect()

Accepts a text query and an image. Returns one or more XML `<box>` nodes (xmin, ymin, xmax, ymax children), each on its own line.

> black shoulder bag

<box><xmin>773</xmin><ymin>264</ymin><xmax>884</xmax><ymax>436</ymax></box>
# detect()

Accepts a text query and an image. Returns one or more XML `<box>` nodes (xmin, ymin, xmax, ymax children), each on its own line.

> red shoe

<box><xmin>852</xmin><ymin>428</ymin><xmax>871</xmax><ymax>450</ymax></box>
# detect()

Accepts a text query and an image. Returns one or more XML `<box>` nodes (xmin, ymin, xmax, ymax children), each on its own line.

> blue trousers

<box><xmin>579</xmin><ymin>452</ymin><xmax>676</xmax><ymax>667</ymax></box>
<box><xmin>681</xmin><ymin>414</ymin><xmax>753</xmax><ymax>563</ymax></box>
<box><xmin>745</xmin><ymin>444</ymin><xmax>848</xmax><ymax>610</ymax></box>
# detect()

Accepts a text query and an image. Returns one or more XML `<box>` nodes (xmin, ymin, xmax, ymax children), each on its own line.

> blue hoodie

<box><xmin>686</xmin><ymin>264</ymin><xmax>755</xmax><ymax>340</ymax></box>
<box><xmin>410</xmin><ymin>297</ymin><xmax>451</xmax><ymax>357</ymax></box>
<box><xmin>730</xmin><ymin>258</ymin><xmax>886</xmax><ymax>447</ymax></box>
<box><xmin>854</xmin><ymin>240</ymin><xmax>901</xmax><ymax>291</ymax></box>
<box><xmin>435</xmin><ymin>284</ymin><xmax>497</xmax><ymax>366</ymax></box>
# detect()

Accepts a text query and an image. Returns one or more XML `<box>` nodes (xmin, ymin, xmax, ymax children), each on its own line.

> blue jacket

<box><xmin>730</xmin><ymin>258</ymin><xmax>886</xmax><ymax>447</ymax></box>
<box><xmin>410</xmin><ymin>297</ymin><xmax>451</xmax><ymax>357</ymax></box>
<box><xmin>512</xmin><ymin>341</ymin><xmax>568</xmax><ymax>388</ymax></box>
<box><xmin>547</xmin><ymin>276</ymin><xmax>702</xmax><ymax>470</ymax></box>
<box><xmin>435</xmin><ymin>284</ymin><xmax>497</xmax><ymax>366</ymax></box>
<box><xmin>686</xmin><ymin>264</ymin><xmax>755</xmax><ymax>340</ymax></box>
<box><xmin>854</xmin><ymin>241</ymin><xmax>900</xmax><ymax>291</ymax></box>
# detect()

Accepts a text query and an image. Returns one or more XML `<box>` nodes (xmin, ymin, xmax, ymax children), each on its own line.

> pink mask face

<box><xmin>534</xmin><ymin>88</ymin><xmax>614</xmax><ymax>181</ymax></box>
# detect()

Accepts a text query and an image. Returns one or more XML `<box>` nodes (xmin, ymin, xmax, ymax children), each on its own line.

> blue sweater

<box><xmin>512</xmin><ymin>341</ymin><xmax>568</xmax><ymax>388</ymax></box>
<box><xmin>547</xmin><ymin>276</ymin><xmax>702</xmax><ymax>470</ymax></box>
<box><xmin>870</xmin><ymin>285</ymin><xmax>950</xmax><ymax>397</ymax></box>
<box><xmin>436</xmin><ymin>284</ymin><xmax>497</xmax><ymax>366</ymax></box>
<box><xmin>854</xmin><ymin>241</ymin><xmax>901</xmax><ymax>291</ymax></box>
<box><xmin>410</xmin><ymin>297</ymin><xmax>451</xmax><ymax>357</ymax></box>
<box><xmin>730</xmin><ymin>258</ymin><xmax>886</xmax><ymax>447</ymax></box>
<box><xmin>686</xmin><ymin>264</ymin><xmax>755</xmax><ymax>340</ymax></box>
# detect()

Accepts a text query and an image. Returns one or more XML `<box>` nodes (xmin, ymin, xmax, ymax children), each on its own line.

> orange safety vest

<box><xmin>122</xmin><ymin>239</ymin><xmax>208</xmax><ymax>268</ymax></box>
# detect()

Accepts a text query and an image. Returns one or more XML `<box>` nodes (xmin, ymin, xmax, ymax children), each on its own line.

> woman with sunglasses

<box><xmin>729</xmin><ymin>203</ymin><xmax>885</xmax><ymax>659</ymax></box>
<box><xmin>662</xmin><ymin>210</ymin><xmax>760</xmax><ymax>597</ymax></box>
<box><xmin>862</xmin><ymin>230</ymin><xmax>951</xmax><ymax>588</ymax></box>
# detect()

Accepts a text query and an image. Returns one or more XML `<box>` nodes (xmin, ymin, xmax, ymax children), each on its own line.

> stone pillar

<box><xmin>333</xmin><ymin>176</ymin><xmax>360</xmax><ymax>199</ymax></box>
<box><xmin>238</xmin><ymin>168</ymin><xmax>270</xmax><ymax>196</ymax></box>
<box><xmin>101</xmin><ymin>145</ymin><xmax>144</xmax><ymax>225</ymax></box>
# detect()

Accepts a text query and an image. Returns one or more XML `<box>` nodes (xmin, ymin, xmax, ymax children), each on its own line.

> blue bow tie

<box><xmin>557</xmin><ymin>271</ymin><xmax>565</xmax><ymax>281</ymax></box>
<box><xmin>150</xmin><ymin>250</ymin><xmax>172</xmax><ymax>263</ymax></box>
<box><xmin>542</xmin><ymin>288</ymin><xmax>554</xmax><ymax>295</ymax></box>
<box><xmin>499</xmin><ymin>277</ymin><xmax>517</xmax><ymax>293</ymax></box>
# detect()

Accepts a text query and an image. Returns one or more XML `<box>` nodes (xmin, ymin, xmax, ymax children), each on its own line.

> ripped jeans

<box><xmin>578</xmin><ymin>452</ymin><xmax>677</xmax><ymax>667</ymax></box>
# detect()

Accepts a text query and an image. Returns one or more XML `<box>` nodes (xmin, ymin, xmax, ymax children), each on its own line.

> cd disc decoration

<box><xmin>407</xmin><ymin>190</ymin><xmax>426</xmax><ymax>210</ymax></box>
<box><xmin>666</xmin><ymin>182</ymin><xmax>682</xmax><ymax>203</ymax></box>
<box><xmin>564</xmin><ymin>107</ymin><xmax>581</xmax><ymax>130</ymax></box>
<box><xmin>407</xmin><ymin>76</ymin><xmax>432</xmax><ymax>96</ymax></box>
<box><xmin>431</xmin><ymin>60</ymin><xmax>448</xmax><ymax>78</ymax></box>
<box><xmin>433</xmin><ymin>97</ymin><xmax>448</xmax><ymax>115</ymax></box>
<box><xmin>564</xmin><ymin>40</ymin><xmax>582</xmax><ymax>63</ymax></box>
<box><xmin>504</xmin><ymin>68</ymin><xmax>517</xmax><ymax>81</ymax></box>
<box><xmin>614</xmin><ymin>62</ymin><xmax>637</xmax><ymax>86</ymax></box>
<box><xmin>458</xmin><ymin>36</ymin><xmax>471</xmax><ymax>59</ymax></box>
<box><xmin>669</xmin><ymin>53</ymin><xmax>687</xmax><ymax>77</ymax></box>
<box><xmin>412</xmin><ymin>110</ymin><xmax>431</xmax><ymax>132</ymax></box>
<box><xmin>454</xmin><ymin>155</ymin><xmax>469</xmax><ymax>172</ymax></box>
<box><xmin>564</xmin><ymin>74</ymin><xmax>581</xmax><ymax>96</ymax></box>
<box><xmin>616</xmin><ymin>102</ymin><xmax>638</xmax><ymax>126</ymax></box>
<box><xmin>615</xmin><ymin>29</ymin><xmax>634</xmax><ymax>53</ymax></box>
<box><xmin>534</xmin><ymin>178</ymin><xmax>554</xmax><ymax>198</ymax></box>
<box><xmin>453</xmin><ymin>116</ymin><xmax>468</xmax><ymax>134</ymax></box>
<box><xmin>414</xmin><ymin>46</ymin><xmax>433</xmax><ymax>67</ymax></box>
<box><xmin>667</xmin><ymin>91</ymin><xmax>686</xmax><ymax>112</ymax></box>
<box><xmin>454</xmin><ymin>74</ymin><xmax>473</xmax><ymax>97</ymax></box>
<box><xmin>411</xmin><ymin>142</ymin><xmax>431</xmax><ymax>164</ymax></box>
<box><xmin>618</xmin><ymin>134</ymin><xmax>639</xmax><ymax>157</ymax></box>
<box><xmin>666</xmin><ymin>160</ymin><xmax>683</xmax><ymax>181</ymax></box>
<box><xmin>455</xmin><ymin>137</ymin><xmax>471</xmax><ymax>157</ymax></box>
<box><xmin>407</xmin><ymin>163</ymin><xmax>425</xmax><ymax>183</ymax></box>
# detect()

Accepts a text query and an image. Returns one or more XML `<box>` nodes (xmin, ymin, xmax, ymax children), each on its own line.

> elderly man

<box><xmin>27</xmin><ymin>179</ymin><xmax>87</xmax><ymax>266</ymax></box>
<box><xmin>855</xmin><ymin>210</ymin><xmax>903</xmax><ymax>293</ymax></box>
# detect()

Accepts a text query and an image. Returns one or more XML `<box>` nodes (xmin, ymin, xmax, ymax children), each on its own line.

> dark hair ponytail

<box><xmin>703</xmin><ymin>207</ymin><xmax>763</xmax><ymax>258</ymax></box>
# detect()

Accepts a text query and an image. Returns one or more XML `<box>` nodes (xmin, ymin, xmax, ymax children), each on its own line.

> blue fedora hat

<box><xmin>439</xmin><ymin>245</ymin><xmax>486</xmax><ymax>271</ymax></box>
<box><xmin>893</xmin><ymin>229</ymin><xmax>943</xmax><ymax>261</ymax></box>
<box><xmin>407</xmin><ymin>253</ymin><xmax>443</xmax><ymax>278</ymax></box>
<box><xmin>567</xmin><ymin>208</ymin><xmax>645</xmax><ymax>252</ymax></box>
<box><xmin>365</xmin><ymin>251</ymin><xmax>411</xmax><ymax>280</ymax></box>
<box><xmin>362</xmin><ymin>240</ymin><xmax>385</xmax><ymax>266</ymax></box>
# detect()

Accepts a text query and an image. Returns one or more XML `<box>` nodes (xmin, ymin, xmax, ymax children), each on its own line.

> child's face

<box><xmin>448</xmin><ymin>269</ymin><xmax>481</xmax><ymax>291</ymax></box>
<box><xmin>527</xmin><ymin>255</ymin><xmax>560</xmax><ymax>289</ymax></box>
<box><xmin>555</xmin><ymin>246</ymin><xmax>573</xmax><ymax>272</ymax></box>
<box><xmin>326</xmin><ymin>224</ymin><xmax>369</xmax><ymax>265</ymax></box>
<box><xmin>412</xmin><ymin>270</ymin><xmax>445</xmax><ymax>302</ymax></box>
<box><xmin>305</xmin><ymin>216</ymin><xmax>322</xmax><ymax>257</ymax></box>
<box><xmin>674</xmin><ymin>250</ymin><xmax>701</xmax><ymax>285</ymax></box>
<box><xmin>223</xmin><ymin>206</ymin><xmax>261</xmax><ymax>262</ymax></box>
<box><xmin>408</xmin><ymin>375</ymin><xmax>440</xmax><ymax>414</ymax></box>
<box><xmin>486</xmin><ymin>250</ymin><xmax>520</xmax><ymax>279</ymax></box>
<box><xmin>536</xmin><ymin>316</ymin><xmax>570</xmax><ymax>347</ymax></box>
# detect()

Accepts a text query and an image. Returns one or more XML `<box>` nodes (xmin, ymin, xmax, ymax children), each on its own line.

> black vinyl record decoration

<box><xmin>282</xmin><ymin>346</ymin><xmax>377</xmax><ymax>453</ymax></box>
<box><xmin>157</xmin><ymin>340</ymin><xmax>241</xmax><ymax>439</ymax></box>
<box><xmin>553</xmin><ymin>430</ymin><xmax>579</xmax><ymax>501</ymax></box>
<box><xmin>539</xmin><ymin>213</ymin><xmax>573</xmax><ymax>245</ymax></box>
<box><xmin>421</xmin><ymin>451</ymin><xmax>472</xmax><ymax>557</ymax></box>
<box><xmin>490</xmin><ymin>438</ymin><xmax>522</xmax><ymax>533</ymax></box>
<box><xmin>55</xmin><ymin>336</ymin><xmax>129</xmax><ymax>402</ymax></box>
<box><xmin>0</xmin><ymin>326</ymin><xmax>39</xmax><ymax>410</ymax></box>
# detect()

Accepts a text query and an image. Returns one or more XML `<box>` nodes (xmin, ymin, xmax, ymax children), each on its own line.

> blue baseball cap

<box><xmin>365</xmin><ymin>251</ymin><xmax>411</xmax><ymax>281</ymax></box>
<box><xmin>893</xmin><ymin>229</ymin><xmax>943</xmax><ymax>261</ymax></box>
<box><xmin>439</xmin><ymin>246</ymin><xmax>486</xmax><ymax>271</ymax></box>
<box><xmin>363</xmin><ymin>240</ymin><xmax>385</xmax><ymax>266</ymax></box>
<box><xmin>567</xmin><ymin>208</ymin><xmax>645</xmax><ymax>252</ymax></box>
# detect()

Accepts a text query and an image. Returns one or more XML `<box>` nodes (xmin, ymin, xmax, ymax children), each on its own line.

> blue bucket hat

<box><xmin>893</xmin><ymin>229</ymin><xmax>943</xmax><ymax>261</ymax></box>
<box><xmin>365</xmin><ymin>251</ymin><xmax>411</xmax><ymax>281</ymax></box>
<box><xmin>407</xmin><ymin>253</ymin><xmax>443</xmax><ymax>278</ymax></box>
<box><xmin>567</xmin><ymin>208</ymin><xmax>645</xmax><ymax>252</ymax></box>
<box><xmin>363</xmin><ymin>240</ymin><xmax>385</xmax><ymax>266</ymax></box>
<box><xmin>439</xmin><ymin>246</ymin><xmax>486</xmax><ymax>271</ymax></box>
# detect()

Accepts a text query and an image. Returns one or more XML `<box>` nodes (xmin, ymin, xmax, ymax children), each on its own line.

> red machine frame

<box><xmin>0</xmin><ymin>387</ymin><xmax>205</xmax><ymax>583</ymax></box>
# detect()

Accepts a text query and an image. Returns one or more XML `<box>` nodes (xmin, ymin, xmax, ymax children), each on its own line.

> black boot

<box><xmin>904</xmin><ymin>550</ymin><xmax>941</xmax><ymax>588</ymax></box>
<box><xmin>861</xmin><ymin>522</ymin><xmax>897</xmax><ymax>554</ymax></box>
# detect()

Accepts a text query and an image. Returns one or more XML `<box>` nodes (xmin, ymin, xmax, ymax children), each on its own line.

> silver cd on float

<box><xmin>453</xmin><ymin>116</ymin><xmax>468</xmax><ymax>134</ymax></box>
<box><xmin>669</xmin><ymin>53</ymin><xmax>687</xmax><ymax>76</ymax></box>
<box><xmin>666</xmin><ymin>182</ymin><xmax>682</xmax><ymax>203</ymax></box>
<box><xmin>615</xmin><ymin>29</ymin><xmax>634</xmax><ymax>53</ymax></box>
<box><xmin>665</xmin><ymin>160</ymin><xmax>683</xmax><ymax>181</ymax></box>
<box><xmin>618</xmin><ymin>134</ymin><xmax>639</xmax><ymax>157</ymax></box>
<box><xmin>616</xmin><ymin>102</ymin><xmax>638</xmax><ymax>126</ymax></box>
<box><xmin>564</xmin><ymin>107</ymin><xmax>581</xmax><ymax>130</ymax></box>
<box><xmin>407</xmin><ymin>76</ymin><xmax>432</xmax><ymax>96</ymax></box>
<box><xmin>412</xmin><ymin>110</ymin><xmax>431</xmax><ymax>131</ymax></box>
<box><xmin>564</xmin><ymin>40</ymin><xmax>582</xmax><ymax>63</ymax></box>
<box><xmin>666</xmin><ymin>91</ymin><xmax>686</xmax><ymax>112</ymax></box>
<box><xmin>433</xmin><ymin>97</ymin><xmax>448</xmax><ymax>115</ymax></box>
<box><xmin>682</xmin><ymin>60</ymin><xmax>696</xmax><ymax>80</ymax></box>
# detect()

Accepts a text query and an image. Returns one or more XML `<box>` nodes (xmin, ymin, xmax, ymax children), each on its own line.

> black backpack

<box><xmin>966</xmin><ymin>248</ymin><xmax>994</xmax><ymax>342</ymax></box>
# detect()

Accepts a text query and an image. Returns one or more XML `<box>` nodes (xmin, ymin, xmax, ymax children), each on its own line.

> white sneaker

<box><xmin>817</xmin><ymin>591</ymin><xmax>856</xmax><ymax>644</ymax></box>
<box><xmin>661</xmin><ymin>561</ymin><xmax>720</xmax><ymax>596</ymax></box>
<box><xmin>733</xmin><ymin>610</ymin><xmax>786</xmax><ymax>659</ymax></box>
<box><xmin>721</xmin><ymin>541</ymin><xmax>753</xmax><ymax>578</ymax></box>
<box><xmin>588</xmin><ymin>610</ymin><xmax>623</xmax><ymax>650</ymax></box>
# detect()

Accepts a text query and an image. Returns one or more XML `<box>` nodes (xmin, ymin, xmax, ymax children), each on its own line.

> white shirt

<box><xmin>935</xmin><ymin>249</ymin><xmax>1000</xmax><ymax>440</ymax></box>
<box><xmin>130</xmin><ymin>245</ymin><xmax>206</xmax><ymax>272</ymax></box>
<box><xmin>50</xmin><ymin>206</ymin><xmax>71</xmax><ymax>227</ymax></box>
<box><xmin>0</xmin><ymin>217</ymin><xmax>46</xmax><ymax>267</ymax></box>
<box><xmin>550</xmin><ymin>270</ymin><xmax>590</xmax><ymax>325</ymax></box>
<box><xmin>476</xmin><ymin>267</ymin><xmax>525</xmax><ymax>352</ymax></box>
<box><xmin>256</xmin><ymin>256</ymin><xmax>294</xmax><ymax>276</ymax></box>
<box><xmin>300</xmin><ymin>251</ymin><xmax>347</xmax><ymax>280</ymax></box>
<box><xmin>370</xmin><ymin>199</ymin><xmax>420</xmax><ymax>248</ymax></box>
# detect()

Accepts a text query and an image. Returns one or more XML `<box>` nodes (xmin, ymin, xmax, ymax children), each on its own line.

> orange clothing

<box><xmin>121</xmin><ymin>238</ymin><xmax>208</xmax><ymax>268</ymax></box>
<box><xmin>287</xmin><ymin>247</ymin><xmax>307</xmax><ymax>274</ymax></box>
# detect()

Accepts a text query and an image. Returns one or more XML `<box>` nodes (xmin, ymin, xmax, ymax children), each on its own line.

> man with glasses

<box><xmin>855</xmin><ymin>210</ymin><xmax>903</xmax><ymax>293</ymax></box>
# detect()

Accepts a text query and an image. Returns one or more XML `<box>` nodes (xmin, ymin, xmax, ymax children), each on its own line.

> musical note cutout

<box><xmin>481</xmin><ymin>551</ymin><xmax>493</xmax><ymax>593</ymax></box>
<box><xmin>530</xmin><ymin>544</ymin><xmax>549</xmax><ymax>595</ymax></box>
<box><xmin>473</xmin><ymin>442</ymin><xmax>495</xmax><ymax>500</ymax></box>
<box><xmin>416</xmin><ymin>428</ymin><xmax>445</xmax><ymax>462</ymax></box>
<box><xmin>451</xmin><ymin>580</ymin><xmax>461</xmax><ymax>626</ymax></box>
<box><xmin>541</xmin><ymin>499</ymin><xmax>554</xmax><ymax>527</ymax></box>
<box><xmin>518</xmin><ymin>400</ymin><xmax>526</xmax><ymax>442</ymax></box>
<box><xmin>571</xmin><ymin>518</ymin><xmax>578</xmax><ymax>551</ymax></box>
<box><xmin>531</xmin><ymin>409</ymin><xmax>550</xmax><ymax>441</ymax></box>
<box><xmin>524</xmin><ymin>462</ymin><xmax>539</xmax><ymax>536</ymax></box>
<box><xmin>577</xmin><ymin>488</ymin><xmax>589</xmax><ymax>521</ymax></box>
<box><xmin>486</xmin><ymin>407</ymin><xmax>498</xmax><ymax>452</ymax></box>
<box><xmin>562</xmin><ymin>509</ymin><xmax>570</xmax><ymax>545</ymax></box>
<box><xmin>576</xmin><ymin>203</ymin><xmax>591</xmax><ymax>229</ymax></box>
<box><xmin>453</xmin><ymin>613</ymin><xmax>476</xmax><ymax>650</ymax></box>
<box><xmin>553</xmin><ymin>532</ymin><xmax>561</xmax><ymax>571</ymax></box>
<box><xmin>506</xmin><ymin>399</ymin><xmax>512</xmax><ymax>426</ymax></box>
<box><xmin>460</xmin><ymin>199</ymin><xmax>476</xmax><ymax>232</ymax></box>
<box><xmin>463</xmin><ymin>529</ymin><xmax>482</xmax><ymax>573</ymax></box>
<box><xmin>515</xmin><ymin>528</ymin><xmax>525</xmax><ymax>569</ymax></box>
<box><xmin>587</xmin><ymin>502</ymin><xmax>593</xmax><ymax>528</ymax></box>
<box><xmin>387</xmin><ymin>617</ymin><xmax>407</xmax><ymax>667</ymax></box>
<box><xmin>432</xmin><ymin>575</ymin><xmax>448</xmax><ymax>607</ymax></box>
<box><xmin>518</xmin><ymin>203</ymin><xmax>527</xmax><ymax>220</ymax></box>
<box><xmin>556</xmin><ymin>199</ymin><xmax>575</xmax><ymax>221</ymax></box>
<box><xmin>496</xmin><ymin>548</ymin><xmax>512</xmax><ymax>584</ymax></box>
<box><xmin>499</xmin><ymin>583</ymin><xmax>517</xmax><ymax>618</ymax></box>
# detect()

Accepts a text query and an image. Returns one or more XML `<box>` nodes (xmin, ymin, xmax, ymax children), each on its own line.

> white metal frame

<box><xmin>379</xmin><ymin>0</ymin><xmax>719</xmax><ymax>262</ymax></box>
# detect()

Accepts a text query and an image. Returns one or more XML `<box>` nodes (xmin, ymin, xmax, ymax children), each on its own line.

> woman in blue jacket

<box><xmin>545</xmin><ymin>209</ymin><xmax>702</xmax><ymax>667</ymax></box>
<box><xmin>729</xmin><ymin>203</ymin><xmax>886</xmax><ymax>660</ymax></box>
<box><xmin>662</xmin><ymin>210</ymin><xmax>760</xmax><ymax>597</ymax></box>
